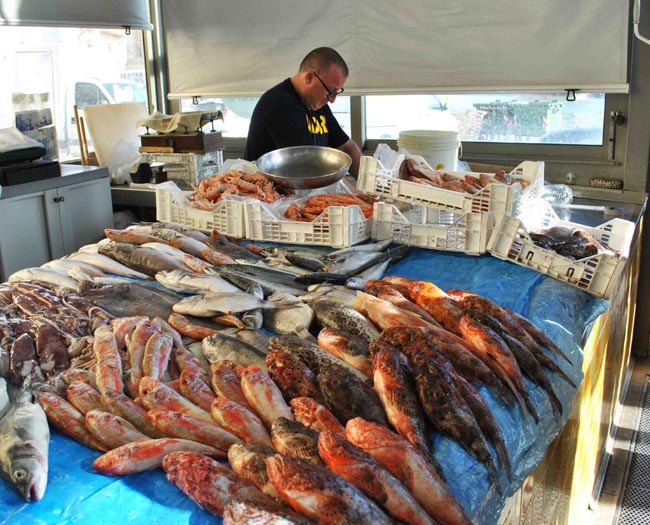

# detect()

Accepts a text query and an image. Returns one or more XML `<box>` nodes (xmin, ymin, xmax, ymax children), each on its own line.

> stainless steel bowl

<box><xmin>256</xmin><ymin>146</ymin><xmax>352</xmax><ymax>190</ymax></box>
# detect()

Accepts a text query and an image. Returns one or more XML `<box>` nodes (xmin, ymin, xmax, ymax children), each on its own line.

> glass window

<box><xmin>365</xmin><ymin>93</ymin><xmax>605</xmax><ymax>145</ymax></box>
<box><xmin>181</xmin><ymin>96</ymin><xmax>351</xmax><ymax>139</ymax></box>
<box><xmin>0</xmin><ymin>26</ymin><xmax>147</xmax><ymax>161</ymax></box>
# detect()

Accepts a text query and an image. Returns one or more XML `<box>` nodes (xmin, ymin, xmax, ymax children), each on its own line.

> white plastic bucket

<box><xmin>398</xmin><ymin>130</ymin><xmax>460</xmax><ymax>171</ymax></box>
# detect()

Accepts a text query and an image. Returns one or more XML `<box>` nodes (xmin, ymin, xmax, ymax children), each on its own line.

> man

<box><xmin>244</xmin><ymin>47</ymin><xmax>362</xmax><ymax>178</ymax></box>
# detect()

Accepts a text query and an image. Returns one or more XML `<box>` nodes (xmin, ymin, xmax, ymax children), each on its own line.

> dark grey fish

<box><xmin>294</xmin><ymin>272</ymin><xmax>350</xmax><ymax>285</ymax></box>
<box><xmin>97</xmin><ymin>241</ymin><xmax>186</xmax><ymax>276</ymax></box>
<box><xmin>271</xmin><ymin>417</ymin><xmax>322</xmax><ymax>464</ymax></box>
<box><xmin>217</xmin><ymin>268</ymin><xmax>307</xmax><ymax>297</ymax></box>
<box><xmin>284</xmin><ymin>253</ymin><xmax>327</xmax><ymax>272</ymax></box>
<box><xmin>206</xmin><ymin>232</ymin><xmax>264</xmax><ymax>262</ymax></box>
<box><xmin>77</xmin><ymin>281</ymin><xmax>182</xmax><ymax>319</ymax></box>
<box><xmin>312</xmin><ymin>300</ymin><xmax>380</xmax><ymax>344</ymax></box>
<box><xmin>203</xmin><ymin>332</ymin><xmax>268</xmax><ymax>368</ymax></box>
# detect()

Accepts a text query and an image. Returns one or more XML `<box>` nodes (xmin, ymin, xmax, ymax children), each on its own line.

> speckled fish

<box><xmin>99</xmin><ymin>390</ymin><xmax>165</xmax><ymax>438</ymax></box>
<box><xmin>290</xmin><ymin>397</ymin><xmax>345</xmax><ymax>436</ymax></box>
<box><xmin>271</xmin><ymin>417</ymin><xmax>322</xmax><ymax>465</ymax></box>
<box><xmin>138</xmin><ymin>376</ymin><xmax>213</xmax><ymax>423</ymax></box>
<box><xmin>318</xmin><ymin>430</ymin><xmax>439</xmax><ymax>525</ymax></box>
<box><xmin>223</xmin><ymin>496</ymin><xmax>317</xmax><ymax>525</ymax></box>
<box><xmin>203</xmin><ymin>332</ymin><xmax>268</xmax><ymax>369</ymax></box>
<box><xmin>146</xmin><ymin>409</ymin><xmax>239</xmax><ymax>452</ymax></box>
<box><xmin>98</xmin><ymin>241</ymin><xmax>187</xmax><ymax>276</ymax></box>
<box><xmin>317</xmin><ymin>327</ymin><xmax>372</xmax><ymax>377</ymax></box>
<box><xmin>241</xmin><ymin>365</ymin><xmax>294</xmax><ymax>429</ymax></box>
<box><xmin>312</xmin><ymin>300</ymin><xmax>379</xmax><ymax>344</ymax></box>
<box><xmin>266</xmin><ymin>349</ymin><xmax>324</xmax><ymax>403</ymax></box>
<box><xmin>0</xmin><ymin>380</ymin><xmax>49</xmax><ymax>502</ymax></box>
<box><xmin>66</xmin><ymin>381</ymin><xmax>104</xmax><ymax>415</ymax></box>
<box><xmin>36</xmin><ymin>390</ymin><xmax>108</xmax><ymax>451</ymax></box>
<box><xmin>365</xmin><ymin>279</ymin><xmax>440</xmax><ymax>326</ymax></box>
<box><xmin>354</xmin><ymin>291</ymin><xmax>438</xmax><ymax>331</ymax></box>
<box><xmin>93</xmin><ymin>437</ymin><xmax>220</xmax><ymax>476</ymax></box>
<box><xmin>210</xmin><ymin>396</ymin><xmax>273</xmax><ymax>447</ymax></box>
<box><xmin>163</xmin><ymin>451</ymin><xmax>271</xmax><ymax>516</ymax></box>
<box><xmin>317</xmin><ymin>364</ymin><xmax>388</xmax><ymax>427</ymax></box>
<box><xmin>408</xmin><ymin>280</ymin><xmax>465</xmax><ymax>333</ymax></box>
<box><xmin>266</xmin><ymin>454</ymin><xmax>393</xmax><ymax>525</ymax></box>
<box><xmin>268</xmin><ymin>335</ymin><xmax>369</xmax><ymax>383</ymax></box>
<box><xmin>263</xmin><ymin>291</ymin><xmax>314</xmax><ymax>340</ymax></box>
<box><xmin>409</xmin><ymin>351</ymin><xmax>500</xmax><ymax>489</ymax></box>
<box><xmin>84</xmin><ymin>409</ymin><xmax>150</xmax><ymax>448</ymax></box>
<box><xmin>155</xmin><ymin>269</ymin><xmax>241</xmax><ymax>295</ymax></box>
<box><xmin>210</xmin><ymin>360</ymin><xmax>252</xmax><ymax>409</ymax></box>
<box><xmin>371</xmin><ymin>342</ymin><xmax>437</xmax><ymax>467</ymax></box>
<box><xmin>346</xmin><ymin>417</ymin><xmax>472</xmax><ymax>525</ymax></box>
<box><xmin>173</xmin><ymin>292</ymin><xmax>277</xmax><ymax>317</ymax></box>
<box><xmin>228</xmin><ymin>442</ymin><xmax>283</xmax><ymax>500</ymax></box>
<box><xmin>179</xmin><ymin>369</ymin><xmax>216</xmax><ymax>411</ymax></box>
<box><xmin>64</xmin><ymin>251</ymin><xmax>152</xmax><ymax>280</ymax></box>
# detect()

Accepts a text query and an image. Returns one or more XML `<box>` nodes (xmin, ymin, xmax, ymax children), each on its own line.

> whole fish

<box><xmin>146</xmin><ymin>409</ymin><xmax>239</xmax><ymax>452</ymax></box>
<box><xmin>66</xmin><ymin>381</ymin><xmax>104</xmax><ymax>415</ymax></box>
<box><xmin>290</xmin><ymin>397</ymin><xmax>345</xmax><ymax>436</ymax></box>
<box><xmin>203</xmin><ymin>332</ymin><xmax>268</xmax><ymax>369</ymax></box>
<box><xmin>353</xmin><ymin>291</ymin><xmax>438</xmax><ymax>331</ymax></box>
<box><xmin>365</xmin><ymin>279</ymin><xmax>440</xmax><ymax>326</ymax></box>
<box><xmin>84</xmin><ymin>409</ymin><xmax>150</xmax><ymax>449</ymax></box>
<box><xmin>344</xmin><ymin>259</ymin><xmax>390</xmax><ymax>290</ymax></box>
<box><xmin>127</xmin><ymin>319</ymin><xmax>163</xmax><ymax>392</ymax></box>
<box><xmin>110</xmin><ymin>316</ymin><xmax>149</xmax><ymax>349</ymax></box>
<box><xmin>139</xmin><ymin>376</ymin><xmax>213</xmax><ymax>423</ymax></box>
<box><xmin>210</xmin><ymin>360</ymin><xmax>252</xmax><ymax>409</ymax></box>
<box><xmin>317</xmin><ymin>328</ymin><xmax>372</xmax><ymax>377</ymax></box>
<box><xmin>179</xmin><ymin>369</ymin><xmax>217</xmax><ymax>411</ymax></box>
<box><xmin>0</xmin><ymin>380</ymin><xmax>49</xmax><ymax>502</ymax></box>
<box><xmin>285</xmin><ymin>253</ymin><xmax>327</xmax><ymax>272</ymax></box>
<box><xmin>148</xmin><ymin>227</ymin><xmax>236</xmax><ymax>265</ymax></box>
<box><xmin>156</xmin><ymin>270</ymin><xmax>241</xmax><ymax>294</ymax></box>
<box><xmin>326</xmin><ymin>251</ymin><xmax>389</xmax><ymax>276</ymax></box>
<box><xmin>318</xmin><ymin>430</ymin><xmax>439</xmax><ymax>525</ymax></box>
<box><xmin>299</xmin><ymin>284</ymin><xmax>358</xmax><ymax>307</ymax></box>
<box><xmin>248</xmin><ymin>245</ymin><xmax>329</xmax><ymax>260</ymax></box>
<box><xmin>264</xmin><ymin>291</ymin><xmax>314</xmax><ymax>340</ymax></box>
<box><xmin>243</xmin><ymin>283</ymin><xmax>265</xmax><ymax>330</ymax></box>
<box><xmin>9</xmin><ymin>267</ymin><xmax>78</xmax><ymax>289</ymax></box>
<box><xmin>218</xmin><ymin>268</ymin><xmax>308</xmax><ymax>298</ymax></box>
<box><xmin>266</xmin><ymin>350</ymin><xmax>324</xmax><ymax>403</ymax></box>
<box><xmin>271</xmin><ymin>417</ymin><xmax>322</xmax><ymax>465</ymax></box>
<box><xmin>163</xmin><ymin>451</ymin><xmax>272</xmax><ymax>516</ymax></box>
<box><xmin>153</xmin><ymin>221</ymin><xmax>210</xmax><ymax>242</ymax></box>
<box><xmin>228</xmin><ymin>442</ymin><xmax>282</xmax><ymax>500</ymax></box>
<box><xmin>99</xmin><ymin>390</ymin><xmax>165</xmax><ymax>438</ymax></box>
<box><xmin>93</xmin><ymin>438</ymin><xmax>221</xmax><ymax>476</ymax></box>
<box><xmin>312</xmin><ymin>300</ymin><xmax>380</xmax><ymax>344</ymax></box>
<box><xmin>167</xmin><ymin>312</ymin><xmax>219</xmax><ymax>341</ymax></box>
<box><xmin>224</xmin><ymin>496</ymin><xmax>316</xmax><ymax>525</ymax></box>
<box><xmin>98</xmin><ymin>241</ymin><xmax>187</xmax><ymax>276</ymax></box>
<box><xmin>268</xmin><ymin>335</ymin><xmax>369</xmax><ymax>382</ymax></box>
<box><xmin>326</xmin><ymin>239</ymin><xmax>393</xmax><ymax>259</ymax></box>
<box><xmin>172</xmin><ymin>292</ymin><xmax>276</xmax><ymax>317</ymax></box>
<box><xmin>266</xmin><ymin>454</ymin><xmax>394</xmax><ymax>525</ymax></box>
<box><xmin>371</xmin><ymin>342</ymin><xmax>437</xmax><ymax>467</ymax></box>
<box><xmin>142</xmin><ymin>331</ymin><xmax>174</xmax><ymax>382</ymax></box>
<box><xmin>408</xmin><ymin>280</ymin><xmax>465</xmax><ymax>333</ymax></box>
<box><xmin>43</xmin><ymin>258</ymin><xmax>108</xmax><ymax>278</ymax></box>
<box><xmin>208</xmin><ymin>231</ymin><xmax>265</xmax><ymax>262</ymax></box>
<box><xmin>317</xmin><ymin>365</ymin><xmax>388</xmax><ymax>427</ymax></box>
<box><xmin>346</xmin><ymin>417</ymin><xmax>472</xmax><ymax>525</ymax></box>
<box><xmin>210</xmin><ymin>396</ymin><xmax>273</xmax><ymax>447</ymax></box>
<box><xmin>65</xmin><ymin>251</ymin><xmax>152</xmax><ymax>280</ymax></box>
<box><xmin>93</xmin><ymin>325</ymin><xmax>123</xmax><ymax>395</ymax></box>
<box><xmin>241</xmin><ymin>365</ymin><xmax>294</xmax><ymax>429</ymax></box>
<box><xmin>293</xmin><ymin>272</ymin><xmax>350</xmax><ymax>285</ymax></box>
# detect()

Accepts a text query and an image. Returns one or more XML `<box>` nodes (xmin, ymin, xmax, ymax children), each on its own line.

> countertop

<box><xmin>0</xmin><ymin>164</ymin><xmax>109</xmax><ymax>199</ymax></box>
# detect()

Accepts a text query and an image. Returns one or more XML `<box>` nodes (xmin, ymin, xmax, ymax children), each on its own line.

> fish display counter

<box><xmin>0</xmin><ymin>194</ymin><xmax>645</xmax><ymax>525</ymax></box>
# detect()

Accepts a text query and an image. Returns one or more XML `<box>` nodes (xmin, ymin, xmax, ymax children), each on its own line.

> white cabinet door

<box><xmin>57</xmin><ymin>177</ymin><xmax>113</xmax><ymax>254</ymax></box>
<box><xmin>0</xmin><ymin>191</ymin><xmax>58</xmax><ymax>280</ymax></box>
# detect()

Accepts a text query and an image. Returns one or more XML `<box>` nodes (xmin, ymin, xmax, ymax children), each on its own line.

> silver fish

<box><xmin>326</xmin><ymin>251</ymin><xmax>388</xmax><ymax>276</ymax></box>
<box><xmin>8</xmin><ymin>267</ymin><xmax>78</xmax><ymax>289</ymax></box>
<box><xmin>243</xmin><ymin>284</ymin><xmax>265</xmax><ymax>330</ymax></box>
<box><xmin>155</xmin><ymin>270</ymin><xmax>241</xmax><ymax>294</ymax></box>
<box><xmin>0</xmin><ymin>379</ymin><xmax>49</xmax><ymax>502</ymax></box>
<box><xmin>173</xmin><ymin>293</ymin><xmax>276</xmax><ymax>317</ymax></box>
<box><xmin>220</xmin><ymin>328</ymin><xmax>271</xmax><ymax>353</ymax></box>
<box><xmin>98</xmin><ymin>241</ymin><xmax>186</xmax><ymax>277</ymax></box>
<box><xmin>202</xmin><ymin>332</ymin><xmax>268</xmax><ymax>368</ymax></box>
<box><xmin>215</xmin><ymin>269</ymin><xmax>308</xmax><ymax>298</ymax></box>
<box><xmin>345</xmin><ymin>259</ymin><xmax>390</xmax><ymax>290</ymax></box>
<box><xmin>264</xmin><ymin>292</ymin><xmax>314</xmax><ymax>340</ymax></box>
<box><xmin>300</xmin><ymin>285</ymin><xmax>359</xmax><ymax>307</ymax></box>
<box><xmin>64</xmin><ymin>251</ymin><xmax>152</xmax><ymax>280</ymax></box>
<box><xmin>312</xmin><ymin>300</ymin><xmax>380</xmax><ymax>344</ymax></box>
<box><xmin>326</xmin><ymin>239</ymin><xmax>393</xmax><ymax>258</ymax></box>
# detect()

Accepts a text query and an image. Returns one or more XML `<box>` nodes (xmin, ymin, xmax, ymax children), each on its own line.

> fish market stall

<box><xmin>0</xmin><ymin>192</ymin><xmax>644</xmax><ymax>525</ymax></box>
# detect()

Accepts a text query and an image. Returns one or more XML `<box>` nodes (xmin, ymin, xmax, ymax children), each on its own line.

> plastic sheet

<box><xmin>0</xmin><ymin>248</ymin><xmax>607</xmax><ymax>525</ymax></box>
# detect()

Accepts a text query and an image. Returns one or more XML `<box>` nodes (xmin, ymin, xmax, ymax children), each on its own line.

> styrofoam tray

<box><xmin>155</xmin><ymin>186</ymin><xmax>245</xmax><ymax>238</ymax></box>
<box><xmin>358</xmin><ymin>156</ymin><xmax>544</xmax><ymax>215</ymax></box>
<box><xmin>244</xmin><ymin>201</ymin><xmax>371</xmax><ymax>248</ymax></box>
<box><xmin>487</xmin><ymin>201</ymin><xmax>635</xmax><ymax>298</ymax></box>
<box><xmin>372</xmin><ymin>202</ymin><xmax>495</xmax><ymax>255</ymax></box>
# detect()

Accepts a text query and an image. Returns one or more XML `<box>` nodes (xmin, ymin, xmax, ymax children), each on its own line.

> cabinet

<box><xmin>0</xmin><ymin>167</ymin><xmax>112</xmax><ymax>281</ymax></box>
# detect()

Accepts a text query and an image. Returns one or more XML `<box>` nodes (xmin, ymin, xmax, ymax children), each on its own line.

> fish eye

<box><xmin>13</xmin><ymin>468</ymin><xmax>27</xmax><ymax>480</ymax></box>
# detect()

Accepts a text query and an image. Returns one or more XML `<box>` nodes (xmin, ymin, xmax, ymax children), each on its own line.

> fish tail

<box><xmin>493</xmin><ymin>438</ymin><xmax>513</xmax><ymax>481</ymax></box>
<box><xmin>545</xmin><ymin>383</ymin><xmax>564</xmax><ymax>419</ymax></box>
<box><xmin>545</xmin><ymin>362</ymin><xmax>577</xmax><ymax>388</ymax></box>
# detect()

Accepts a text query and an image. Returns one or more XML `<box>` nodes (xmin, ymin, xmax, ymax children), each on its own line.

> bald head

<box><xmin>299</xmin><ymin>47</ymin><xmax>349</xmax><ymax>77</ymax></box>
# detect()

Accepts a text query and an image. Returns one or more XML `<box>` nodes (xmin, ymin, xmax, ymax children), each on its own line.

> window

<box><xmin>180</xmin><ymin>96</ymin><xmax>352</xmax><ymax>139</ymax></box>
<box><xmin>0</xmin><ymin>26</ymin><xmax>148</xmax><ymax>161</ymax></box>
<box><xmin>365</xmin><ymin>93</ymin><xmax>605</xmax><ymax>145</ymax></box>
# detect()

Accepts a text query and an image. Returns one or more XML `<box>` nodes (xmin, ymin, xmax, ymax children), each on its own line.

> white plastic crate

<box><xmin>358</xmin><ymin>156</ymin><xmax>544</xmax><ymax>216</ymax></box>
<box><xmin>244</xmin><ymin>201</ymin><xmax>371</xmax><ymax>248</ymax></box>
<box><xmin>142</xmin><ymin>151</ymin><xmax>223</xmax><ymax>187</ymax></box>
<box><xmin>372</xmin><ymin>202</ymin><xmax>495</xmax><ymax>255</ymax></box>
<box><xmin>487</xmin><ymin>201</ymin><xmax>635</xmax><ymax>298</ymax></box>
<box><xmin>155</xmin><ymin>186</ymin><xmax>245</xmax><ymax>238</ymax></box>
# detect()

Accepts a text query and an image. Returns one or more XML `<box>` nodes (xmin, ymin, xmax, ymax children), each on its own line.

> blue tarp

<box><xmin>0</xmin><ymin>249</ymin><xmax>607</xmax><ymax>525</ymax></box>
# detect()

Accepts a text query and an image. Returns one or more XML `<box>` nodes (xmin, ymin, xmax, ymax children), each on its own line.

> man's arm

<box><xmin>338</xmin><ymin>139</ymin><xmax>362</xmax><ymax>178</ymax></box>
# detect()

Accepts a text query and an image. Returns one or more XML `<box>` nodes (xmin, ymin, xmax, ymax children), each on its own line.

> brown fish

<box><xmin>318</xmin><ymin>430</ymin><xmax>439</xmax><ymax>525</ymax></box>
<box><xmin>353</xmin><ymin>291</ymin><xmax>439</xmax><ymax>331</ymax></box>
<box><xmin>266</xmin><ymin>349</ymin><xmax>324</xmax><ymax>403</ymax></box>
<box><xmin>365</xmin><ymin>279</ymin><xmax>440</xmax><ymax>326</ymax></box>
<box><xmin>228</xmin><ymin>442</ymin><xmax>282</xmax><ymax>500</ymax></box>
<box><xmin>317</xmin><ymin>328</ymin><xmax>373</xmax><ymax>377</ymax></box>
<box><xmin>266</xmin><ymin>454</ymin><xmax>394</xmax><ymax>525</ymax></box>
<box><xmin>290</xmin><ymin>397</ymin><xmax>345</xmax><ymax>436</ymax></box>
<box><xmin>271</xmin><ymin>417</ymin><xmax>323</xmax><ymax>465</ymax></box>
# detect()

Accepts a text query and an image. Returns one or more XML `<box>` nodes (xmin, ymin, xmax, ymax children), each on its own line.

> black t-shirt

<box><xmin>243</xmin><ymin>78</ymin><xmax>349</xmax><ymax>161</ymax></box>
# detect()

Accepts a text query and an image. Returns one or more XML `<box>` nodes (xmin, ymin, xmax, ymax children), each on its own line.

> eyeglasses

<box><xmin>312</xmin><ymin>71</ymin><xmax>344</xmax><ymax>99</ymax></box>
